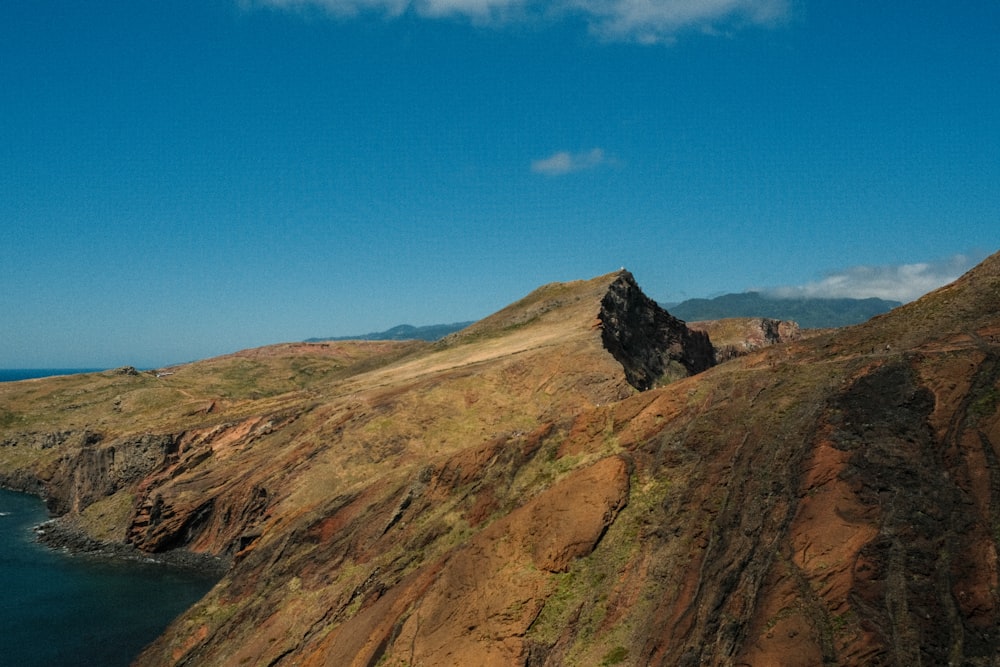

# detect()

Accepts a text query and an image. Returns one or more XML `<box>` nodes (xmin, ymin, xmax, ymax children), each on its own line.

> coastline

<box><xmin>0</xmin><ymin>482</ymin><xmax>228</xmax><ymax>574</ymax></box>
<box><xmin>33</xmin><ymin>514</ymin><xmax>230</xmax><ymax>574</ymax></box>
<box><xmin>1</xmin><ymin>485</ymin><xmax>223</xmax><ymax>667</ymax></box>
<box><xmin>0</xmin><ymin>368</ymin><xmax>106</xmax><ymax>383</ymax></box>
<box><xmin>2</xmin><ymin>468</ymin><xmax>228</xmax><ymax>575</ymax></box>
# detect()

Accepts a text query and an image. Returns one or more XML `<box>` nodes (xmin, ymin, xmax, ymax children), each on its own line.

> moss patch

<box><xmin>78</xmin><ymin>490</ymin><xmax>136</xmax><ymax>542</ymax></box>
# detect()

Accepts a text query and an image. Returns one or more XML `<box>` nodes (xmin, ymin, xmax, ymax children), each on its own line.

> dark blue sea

<box><xmin>1</xmin><ymin>369</ymin><xmax>218</xmax><ymax>665</ymax></box>
<box><xmin>0</xmin><ymin>369</ymin><xmax>105</xmax><ymax>383</ymax></box>
<box><xmin>0</xmin><ymin>488</ymin><xmax>219</xmax><ymax>666</ymax></box>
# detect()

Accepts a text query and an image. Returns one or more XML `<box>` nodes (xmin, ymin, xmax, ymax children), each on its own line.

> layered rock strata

<box><xmin>0</xmin><ymin>256</ymin><xmax>998</xmax><ymax>666</ymax></box>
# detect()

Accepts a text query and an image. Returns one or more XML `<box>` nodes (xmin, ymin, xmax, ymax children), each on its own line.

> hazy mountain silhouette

<box><xmin>666</xmin><ymin>291</ymin><xmax>900</xmax><ymax>327</ymax></box>
<box><xmin>3</xmin><ymin>254</ymin><xmax>999</xmax><ymax>666</ymax></box>
<box><xmin>306</xmin><ymin>322</ymin><xmax>474</xmax><ymax>343</ymax></box>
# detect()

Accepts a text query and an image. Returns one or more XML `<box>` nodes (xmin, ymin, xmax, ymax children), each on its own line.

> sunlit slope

<box><xmin>146</xmin><ymin>253</ymin><xmax>1000</xmax><ymax>666</ymax></box>
<box><xmin>1</xmin><ymin>270</ymin><xmax>648</xmax><ymax>554</ymax></box>
<box><xmin>3</xmin><ymin>254</ymin><xmax>999</xmax><ymax>666</ymax></box>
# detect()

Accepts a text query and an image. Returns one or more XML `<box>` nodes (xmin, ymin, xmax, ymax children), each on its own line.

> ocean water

<box><xmin>1</xmin><ymin>368</ymin><xmax>218</xmax><ymax>664</ymax></box>
<box><xmin>0</xmin><ymin>369</ymin><xmax>105</xmax><ymax>383</ymax></box>
<box><xmin>0</xmin><ymin>488</ymin><xmax>219</xmax><ymax>666</ymax></box>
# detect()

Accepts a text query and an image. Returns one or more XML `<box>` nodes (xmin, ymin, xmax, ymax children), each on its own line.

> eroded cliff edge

<box><xmin>2</xmin><ymin>257</ymin><xmax>999</xmax><ymax>666</ymax></box>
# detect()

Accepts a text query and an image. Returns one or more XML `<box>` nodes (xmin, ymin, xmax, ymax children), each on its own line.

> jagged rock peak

<box><xmin>599</xmin><ymin>270</ymin><xmax>715</xmax><ymax>390</ymax></box>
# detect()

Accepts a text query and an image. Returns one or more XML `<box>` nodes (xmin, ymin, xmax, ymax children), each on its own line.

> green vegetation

<box><xmin>830</xmin><ymin>610</ymin><xmax>856</xmax><ymax>635</ymax></box>
<box><xmin>969</xmin><ymin>386</ymin><xmax>1000</xmax><ymax>424</ymax></box>
<box><xmin>207</xmin><ymin>360</ymin><xmax>297</xmax><ymax>399</ymax></box>
<box><xmin>0</xmin><ymin>440</ymin><xmax>59</xmax><ymax>472</ymax></box>
<box><xmin>0</xmin><ymin>409</ymin><xmax>18</xmax><ymax>429</ymax></box>
<box><xmin>78</xmin><ymin>489</ymin><xmax>135</xmax><ymax>541</ymax></box>
<box><xmin>5</xmin><ymin>257</ymin><xmax>999</xmax><ymax>665</ymax></box>
<box><xmin>443</xmin><ymin>272</ymin><xmax>612</xmax><ymax>346</ymax></box>
<box><xmin>527</xmin><ymin>471</ymin><xmax>673</xmax><ymax>664</ymax></box>
<box><xmin>602</xmin><ymin>646</ymin><xmax>629</xmax><ymax>665</ymax></box>
<box><xmin>506</xmin><ymin>437</ymin><xmax>582</xmax><ymax>506</ymax></box>
<box><xmin>764</xmin><ymin>606</ymin><xmax>796</xmax><ymax>632</ymax></box>
<box><xmin>653</xmin><ymin>359</ymin><xmax>689</xmax><ymax>387</ymax></box>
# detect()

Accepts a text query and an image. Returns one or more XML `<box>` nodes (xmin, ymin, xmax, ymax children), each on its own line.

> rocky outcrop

<box><xmin>34</xmin><ymin>517</ymin><xmax>227</xmax><ymax>571</ymax></box>
<box><xmin>122</xmin><ymin>412</ymin><xmax>302</xmax><ymax>555</ymax></box>
<box><xmin>687</xmin><ymin>317</ymin><xmax>802</xmax><ymax>363</ymax></box>
<box><xmin>2</xmin><ymin>256</ymin><xmax>1000</xmax><ymax>667</ymax></box>
<box><xmin>599</xmin><ymin>271</ymin><xmax>715</xmax><ymax>390</ymax></box>
<box><xmin>1</xmin><ymin>429</ymin><xmax>101</xmax><ymax>451</ymax></box>
<box><xmin>0</xmin><ymin>468</ymin><xmax>46</xmax><ymax>495</ymax></box>
<box><xmin>40</xmin><ymin>432</ymin><xmax>177</xmax><ymax>515</ymax></box>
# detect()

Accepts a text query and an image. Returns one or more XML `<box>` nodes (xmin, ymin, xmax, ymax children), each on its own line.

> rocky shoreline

<box><xmin>33</xmin><ymin>515</ymin><xmax>229</xmax><ymax>574</ymax></box>
<box><xmin>1</xmin><ymin>480</ymin><xmax>229</xmax><ymax>574</ymax></box>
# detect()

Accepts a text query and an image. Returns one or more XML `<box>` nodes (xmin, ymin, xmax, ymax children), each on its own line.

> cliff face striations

<box><xmin>1</xmin><ymin>256</ymin><xmax>999</xmax><ymax>666</ymax></box>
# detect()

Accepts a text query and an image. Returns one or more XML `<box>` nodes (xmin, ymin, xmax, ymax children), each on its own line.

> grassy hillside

<box><xmin>1</xmin><ymin>255</ymin><xmax>998</xmax><ymax>666</ymax></box>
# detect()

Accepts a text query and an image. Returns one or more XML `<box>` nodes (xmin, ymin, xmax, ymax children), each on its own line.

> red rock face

<box><xmin>3</xmin><ymin>254</ymin><xmax>1000</xmax><ymax>666</ymax></box>
<box><xmin>294</xmin><ymin>457</ymin><xmax>630</xmax><ymax>667</ymax></box>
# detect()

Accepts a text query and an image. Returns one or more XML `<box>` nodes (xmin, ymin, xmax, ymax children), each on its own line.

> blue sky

<box><xmin>2</xmin><ymin>1</ymin><xmax>997</xmax><ymax>368</ymax></box>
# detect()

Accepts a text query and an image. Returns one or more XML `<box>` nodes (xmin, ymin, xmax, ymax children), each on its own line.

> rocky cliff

<box><xmin>599</xmin><ymin>271</ymin><xmax>715</xmax><ymax>389</ymax></box>
<box><xmin>688</xmin><ymin>316</ymin><xmax>804</xmax><ymax>362</ymax></box>
<box><xmin>1</xmin><ymin>256</ymin><xmax>998</xmax><ymax>666</ymax></box>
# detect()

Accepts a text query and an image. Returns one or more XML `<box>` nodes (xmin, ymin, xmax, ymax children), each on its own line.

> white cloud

<box><xmin>531</xmin><ymin>148</ymin><xmax>611</xmax><ymax>175</ymax></box>
<box><xmin>246</xmin><ymin>0</ymin><xmax>408</xmax><ymax>17</ymax></box>
<box><xmin>763</xmin><ymin>253</ymin><xmax>986</xmax><ymax>303</ymax></box>
<box><xmin>570</xmin><ymin>0</ymin><xmax>788</xmax><ymax>43</ymax></box>
<box><xmin>417</xmin><ymin>0</ymin><xmax>524</xmax><ymax>20</ymax></box>
<box><xmin>244</xmin><ymin>0</ymin><xmax>789</xmax><ymax>43</ymax></box>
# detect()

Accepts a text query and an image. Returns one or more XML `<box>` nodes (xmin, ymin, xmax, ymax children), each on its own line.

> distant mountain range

<box><xmin>664</xmin><ymin>292</ymin><xmax>901</xmax><ymax>328</ymax></box>
<box><xmin>307</xmin><ymin>293</ymin><xmax>899</xmax><ymax>344</ymax></box>
<box><xmin>305</xmin><ymin>322</ymin><xmax>474</xmax><ymax>343</ymax></box>
<box><xmin>4</xmin><ymin>254</ymin><xmax>1000</xmax><ymax>666</ymax></box>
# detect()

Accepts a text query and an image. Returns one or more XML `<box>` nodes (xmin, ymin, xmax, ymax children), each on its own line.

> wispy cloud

<box><xmin>763</xmin><ymin>253</ymin><xmax>986</xmax><ymax>303</ymax></box>
<box><xmin>244</xmin><ymin>0</ymin><xmax>789</xmax><ymax>43</ymax></box>
<box><xmin>570</xmin><ymin>0</ymin><xmax>789</xmax><ymax>43</ymax></box>
<box><xmin>531</xmin><ymin>148</ymin><xmax>612</xmax><ymax>175</ymax></box>
<box><xmin>247</xmin><ymin>0</ymin><xmax>407</xmax><ymax>17</ymax></box>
